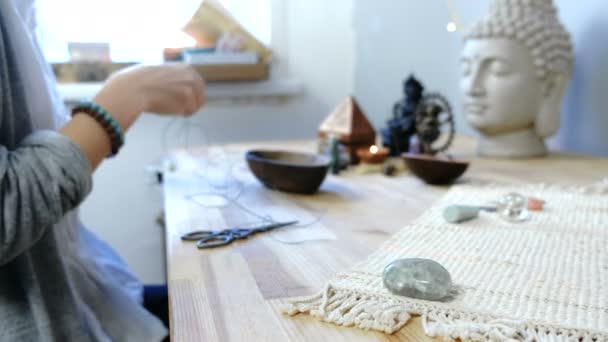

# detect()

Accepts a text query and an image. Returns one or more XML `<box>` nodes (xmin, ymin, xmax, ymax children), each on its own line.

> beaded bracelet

<box><xmin>71</xmin><ymin>101</ymin><xmax>125</xmax><ymax>157</ymax></box>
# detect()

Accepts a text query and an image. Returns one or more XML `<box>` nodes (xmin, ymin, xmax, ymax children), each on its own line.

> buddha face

<box><xmin>460</xmin><ymin>38</ymin><xmax>545</xmax><ymax>135</ymax></box>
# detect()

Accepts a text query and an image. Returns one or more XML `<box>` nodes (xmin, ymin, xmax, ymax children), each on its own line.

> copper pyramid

<box><xmin>319</xmin><ymin>96</ymin><xmax>376</xmax><ymax>144</ymax></box>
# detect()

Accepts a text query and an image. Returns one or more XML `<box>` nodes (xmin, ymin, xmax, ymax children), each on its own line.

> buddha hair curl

<box><xmin>465</xmin><ymin>0</ymin><xmax>573</xmax><ymax>82</ymax></box>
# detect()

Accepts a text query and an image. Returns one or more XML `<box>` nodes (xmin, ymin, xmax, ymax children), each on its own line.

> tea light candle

<box><xmin>357</xmin><ymin>145</ymin><xmax>389</xmax><ymax>164</ymax></box>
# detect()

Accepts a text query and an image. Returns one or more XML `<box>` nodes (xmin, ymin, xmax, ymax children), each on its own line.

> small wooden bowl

<box><xmin>402</xmin><ymin>153</ymin><xmax>469</xmax><ymax>185</ymax></box>
<box><xmin>246</xmin><ymin>150</ymin><xmax>330</xmax><ymax>194</ymax></box>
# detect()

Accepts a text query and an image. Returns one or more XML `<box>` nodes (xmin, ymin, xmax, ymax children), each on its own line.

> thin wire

<box><xmin>187</xmin><ymin>118</ymin><xmax>238</xmax><ymax>192</ymax></box>
<box><xmin>165</xmin><ymin>114</ymin><xmax>234</xmax><ymax>190</ymax></box>
<box><xmin>167</xmin><ymin>116</ymin><xmax>328</xmax><ymax>244</ymax></box>
<box><xmin>185</xmin><ymin>182</ymin><xmax>328</xmax><ymax>246</ymax></box>
<box><xmin>269</xmin><ymin>234</ymin><xmax>330</xmax><ymax>245</ymax></box>
<box><xmin>186</xmin><ymin>188</ymin><xmax>327</xmax><ymax>228</ymax></box>
<box><xmin>161</xmin><ymin>117</ymin><xmax>182</xmax><ymax>155</ymax></box>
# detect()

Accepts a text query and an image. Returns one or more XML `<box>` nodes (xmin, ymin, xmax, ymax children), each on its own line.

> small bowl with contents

<box><xmin>246</xmin><ymin>150</ymin><xmax>330</xmax><ymax>194</ymax></box>
<box><xmin>402</xmin><ymin>153</ymin><xmax>469</xmax><ymax>185</ymax></box>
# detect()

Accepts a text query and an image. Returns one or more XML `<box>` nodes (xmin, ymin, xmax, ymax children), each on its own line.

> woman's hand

<box><xmin>62</xmin><ymin>64</ymin><xmax>206</xmax><ymax>170</ymax></box>
<box><xmin>93</xmin><ymin>64</ymin><xmax>207</xmax><ymax>130</ymax></box>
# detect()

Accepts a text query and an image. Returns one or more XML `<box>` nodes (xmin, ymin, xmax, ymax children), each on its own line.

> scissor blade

<box><xmin>256</xmin><ymin>221</ymin><xmax>299</xmax><ymax>232</ymax></box>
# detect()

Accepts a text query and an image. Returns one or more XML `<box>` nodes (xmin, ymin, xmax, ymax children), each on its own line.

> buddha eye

<box><xmin>461</xmin><ymin>60</ymin><xmax>472</xmax><ymax>76</ymax></box>
<box><xmin>489</xmin><ymin>60</ymin><xmax>512</xmax><ymax>76</ymax></box>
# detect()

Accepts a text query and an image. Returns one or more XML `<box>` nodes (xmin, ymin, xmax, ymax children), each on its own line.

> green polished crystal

<box><xmin>382</xmin><ymin>258</ymin><xmax>452</xmax><ymax>301</ymax></box>
<box><xmin>443</xmin><ymin>205</ymin><xmax>481</xmax><ymax>223</ymax></box>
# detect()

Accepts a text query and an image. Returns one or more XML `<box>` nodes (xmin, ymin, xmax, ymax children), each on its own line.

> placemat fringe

<box><xmin>284</xmin><ymin>285</ymin><xmax>411</xmax><ymax>334</ymax></box>
<box><xmin>284</xmin><ymin>285</ymin><xmax>608</xmax><ymax>341</ymax></box>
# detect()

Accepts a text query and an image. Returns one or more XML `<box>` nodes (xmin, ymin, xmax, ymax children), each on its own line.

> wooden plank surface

<box><xmin>163</xmin><ymin>136</ymin><xmax>608</xmax><ymax>341</ymax></box>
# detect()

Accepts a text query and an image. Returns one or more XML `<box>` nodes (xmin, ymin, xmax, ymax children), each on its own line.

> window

<box><xmin>36</xmin><ymin>0</ymin><xmax>271</xmax><ymax>64</ymax></box>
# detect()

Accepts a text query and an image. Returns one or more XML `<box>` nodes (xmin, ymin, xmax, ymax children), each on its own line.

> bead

<box><xmin>72</xmin><ymin>102</ymin><xmax>125</xmax><ymax>157</ymax></box>
<box><xmin>527</xmin><ymin>197</ymin><xmax>545</xmax><ymax>211</ymax></box>
<box><xmin>496</xmin><ymin>192</ymin><xmax>529</xmax><ymax>222</ymax></box>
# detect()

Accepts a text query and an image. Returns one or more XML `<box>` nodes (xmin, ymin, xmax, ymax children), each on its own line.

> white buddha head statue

<box><xmin>460</xmin><ymin>0</ymin><xmax>573</xmax><ymax>157</ymax></box>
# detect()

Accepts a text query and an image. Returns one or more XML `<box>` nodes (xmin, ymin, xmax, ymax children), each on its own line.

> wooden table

<box><xmin>163</xmin><ymin>137</ymin><xmax>608</xmax><ymax>342</ymax></box>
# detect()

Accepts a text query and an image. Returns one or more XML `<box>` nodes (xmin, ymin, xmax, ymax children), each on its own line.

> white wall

<box><xmin>353</xmin><ymin>1</ymin><xmax>485</xmax><ymax>137</ymax></box>
<box><xmin>553</xmin><ymin>0</ymin><xmax>608</xmax><ymax>155</ymax></box>
<box><xmin>79</xmin><ymin>0</ymin><xmax>355</xmax><ymax>283</ymax></box>
<box><xmin>353</xmin><ymin>0</ymin><xmax>608</xmax><ymax>156</ymax></box>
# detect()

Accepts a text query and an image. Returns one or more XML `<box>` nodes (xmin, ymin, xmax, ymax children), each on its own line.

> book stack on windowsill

<box><xmin>181</xmin><ymin>49</ymin><xmax>268</xmax><ymax>82</ymax></box>
<box><xmin>183</xmin><ymin>49</ymin><xmax>258</xmax><ymax>65</ymax></box>
<box><xmin>167</xmin><ymin>0</ymin><xmax>272</xmax><ymax>82</ymax></box>
<box><xmin>162</xmin><ymin>48</ymin><xmax>269</xmax><ymax>82</ymax></box>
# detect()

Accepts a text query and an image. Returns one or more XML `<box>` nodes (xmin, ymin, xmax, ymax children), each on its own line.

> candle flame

<box><xmin>370</xmin><ymin>145</ymin><xmax>379</xmax><ymax>154</ymax></box>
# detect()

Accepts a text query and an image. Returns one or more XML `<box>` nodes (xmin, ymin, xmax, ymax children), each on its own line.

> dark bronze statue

<box><xmin>382</xmin><ymin>75</ymin><xmax>424</xmax><ymax>156</ymax></box>
<box><xmin>382</xmin><ymin>75</ymin><xmax>455</xmax><ymax>156</ymax></box>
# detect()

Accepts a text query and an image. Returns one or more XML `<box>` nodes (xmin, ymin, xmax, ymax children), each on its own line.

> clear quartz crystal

<box><xmin>495</xmin><ymin>192</ymin><xmax>529</xmax><ymax>222</ymax></box>
<box><xmin>382</xmin><ymin>258</ymin><xmax>453</xmax><ymax>301</ymax></box>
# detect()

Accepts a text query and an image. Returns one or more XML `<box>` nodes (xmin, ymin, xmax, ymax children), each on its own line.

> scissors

<box><xmin>181</xmin><ymin>221</ymin><xmax>298</xmax><ymax>249</ymax></box>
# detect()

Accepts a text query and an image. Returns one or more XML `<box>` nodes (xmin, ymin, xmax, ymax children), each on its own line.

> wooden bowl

<box><xmin>402</xmin><ymin>153</ymin><xmax>469</xmax><ymax>185</ymax></box>
<box><xmin>246</xmin><ymin>150</ymin><xmax>330</xmax><ymax>194</ymax></box>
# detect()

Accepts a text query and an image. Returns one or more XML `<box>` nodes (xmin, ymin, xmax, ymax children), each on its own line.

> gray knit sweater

<box><xmin>0</xmin><ymin>133</ymin><xmax>96</xmax><ymax>341</ymax></box>
<box><xmin>0</xmin><ymin>8</ymin><xmax>96</xmax><ymax>339</ymax></box>
<box><xmin>0</xmin><ymin>6</ymin><xmax>165</xmax><ymax>341</ymax></box>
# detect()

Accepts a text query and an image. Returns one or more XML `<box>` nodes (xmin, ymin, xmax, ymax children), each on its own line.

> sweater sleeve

<box><xmin>0</xmin><ymin>130</ymin><xmax>92</xmax><ymax>265</ymax></box>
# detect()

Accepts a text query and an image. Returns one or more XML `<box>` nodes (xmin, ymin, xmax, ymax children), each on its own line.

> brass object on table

<box><xmin>318</xmin><ymin>96</ymin><xmax>376</xmax><ymax>164</ymax></box>
<box><xmin>414</xmin><ymin>93</ymin><xmax>455</xmax><ymax>155</ymax></box>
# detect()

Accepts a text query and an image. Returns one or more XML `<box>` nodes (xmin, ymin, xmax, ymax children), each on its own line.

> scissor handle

<box><xmin>181</xmin><ymin>230</ymin><xmax>215</xmax><ymax>241</ymax></box>
<box><xmin>185</xmin><ymin>222</ymin><xmax>299</xmax><ymax>249</ymax></box>
<box><xmin>196</xmin><ymin>233</ymin><xmax>236</xmax><ymax>249</ymax></box>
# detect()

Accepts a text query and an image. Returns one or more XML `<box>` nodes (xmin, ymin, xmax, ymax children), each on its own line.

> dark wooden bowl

<box><xmin>402</xmin><ymin>153</ymin><xmax>469</xmax><ymax>185</ymax></box>
<box><xmin>246</xmin><ymin>150</ymin><xmax>330</xmax><ymax>194</ymax></box>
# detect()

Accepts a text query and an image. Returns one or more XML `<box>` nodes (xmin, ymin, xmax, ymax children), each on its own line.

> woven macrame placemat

<box><xmin>284</xmin><ymin>181</ymin><xmax>608</xmax><ymax>341</ymax></box>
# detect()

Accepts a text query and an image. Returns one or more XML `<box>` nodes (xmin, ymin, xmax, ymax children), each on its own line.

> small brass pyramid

<box><xmin>319</xmin><ymin>96</ymin><xmax>375</xmax><ymax>144</ymax></box>
<box><xmin>319</xmin><ymin>96</ymin><xmax>376</xmax><ymax>164</ymax></box>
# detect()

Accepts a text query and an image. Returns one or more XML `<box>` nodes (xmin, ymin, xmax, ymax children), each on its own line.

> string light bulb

<box><xmin>446</xmin><ymin>21</ymin><xmax>458</xmax><ymax>32</ymax></box>
<box><xmin>446</xmin><ymin>0</ymin><xmax>462</xmax><ymax>33</ymax></box>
